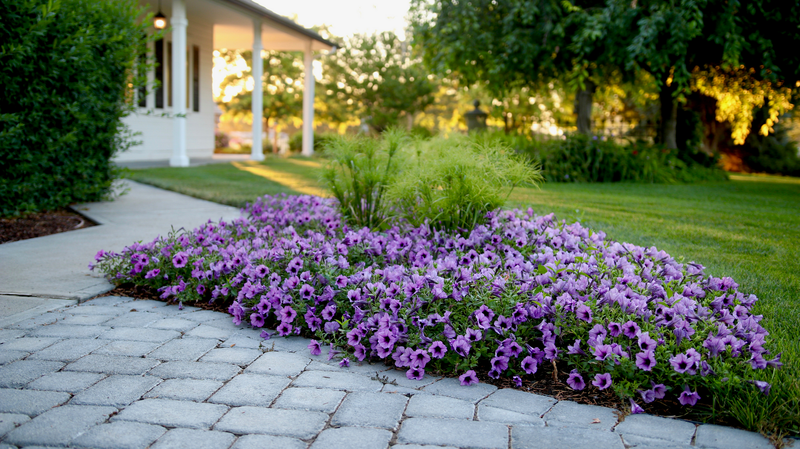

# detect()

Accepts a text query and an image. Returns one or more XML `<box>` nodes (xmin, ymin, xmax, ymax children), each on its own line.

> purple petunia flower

<box><xmin>748</xmin><ymin>380</ymin><xmax>771</xmax><ymax>396</ymax></box>
<box><xmin>593</xmin><ymin>344</ymin><xmax>614</xmax><ymax>361</ymax></box>
<box><xmin>576</xmin><ymin>304</ymin><xmax>593</xmax><ymax>323</ymax></box>
<box><xmin>639</xmin><ymin>389</ymin><xmax>656</xmax><ymax>403</ymax></box>
<box><xmin>567</xmin><ymin>339</ymin><xmax>585</xmax><ymax>356</ymax></box>
<box><xmin>521</xmin><ymin>356</ymin><xmax>538</xmax><ymax>375</ymax></box>
<box><xmin>260</xmin><ymin>330</ymin><xmax>271</xmax><ymax>340</ymax></box>
<box><xmin>678</xmin><ymin>386</ymin><xmax>701</xmax><ymax>406</ymax></box>
<box><xmin>669</xmin><ymin>353</ymin><xmax>693</xmax><ymax>374</ymax></box>
<box><xmin>410</xmin><ymin>349</ymin><xmax>431</xmax><ymax>368</ymax></box>
<box><xmin>276</xmin><ymin>322</ymin><xmax>293</xmax><ymax>336</ymax></box>
<box><xmin>513</xmin><ymin>376</ymin><xmax>523</xmax><ymax>387</ymax></box>
<box><xmin>592</xmin><ymin>373</ymin><xmax>612</xmax><ymax>390</ymax></box>
<box><xmin>621</xmin><ymin>321</ymin><xmax>640</xmax><ymax>339</ymax></box>
<box><xmin>407</xmin><ymin>366</ymin><xmax>425</xmax><ymax>380</ymax></box>
<box><xmin>429</xmin><ymin>341</ymin><xmax>447</xmax><ymax>359</ymax></box>
<box><xmin>339</xmin><ymin>357</ymin><xmax>350</xmax><ymax>368</ymax></box>
<box><xmin>324</xmin><ymin>321</ymin><xmax>340</xmax><ymax>334</ymax></box>
<box><xmin>145</xmin><ymin>268</ymin><xmax>160</xmax><ymax>279</ymax></box>
<box><xmin>308</xmin><ymin>340</ymin><xmax>322</xmax><ymax>356</ymax></box>
<box><xmin>465</xmin><ymin>328</ymin><xmax>482</xmax><ymax>342</ymax></box>
<box><xmin>629</xmin><ymin>399</ymin><xmax>644</xmax><ymax>414</ymax></box>
<box><xmin>459</xmin><ymin>370</ymin><xmax>479</xmax><ymax>386</ymax></box>
<box><xmin>451</xmin><ymin>335</ymin><xmax>472</xmax><ymax>357</ymax></box>
<box><xmin>172</xmin><ymin>251</ymin><xmax>189</xmax><ymax>268</ymax></box>
<box><xmin>250</xmin><ymin>313</ymin><xmax>265</xmax><ymax>327</ymax></box>
<box><xmin>567</xmin><ymin>370</ymin><xmax>585</xmax><ymax>390</ymax></box>
<box><xmin>607</xmin><ymin>321</ymin><xmax>622</xmax><ymax>337</ymax></box>
<box><xmin>635</xmin><ymin>350</ymin><xmax>656</xmax><ymax>371</ymax></box>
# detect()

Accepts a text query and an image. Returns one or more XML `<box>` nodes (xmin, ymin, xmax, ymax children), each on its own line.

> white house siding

<box><xmin>117</xmin><ymin>11</ymin><xmax>215</xmax><ymax>163</ymax></box>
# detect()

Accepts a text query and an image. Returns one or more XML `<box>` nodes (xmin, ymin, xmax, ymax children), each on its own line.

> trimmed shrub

<box><xmin>0</xmin><ymin>0</ymin><xmax>150</xmax><ymax>216</ymax></box>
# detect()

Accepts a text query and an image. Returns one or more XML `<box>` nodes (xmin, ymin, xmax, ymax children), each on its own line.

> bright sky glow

<box><xmin>254</xmin><ymin>0</ymin><xmax>412</xmax><ymax>38</ymax></box>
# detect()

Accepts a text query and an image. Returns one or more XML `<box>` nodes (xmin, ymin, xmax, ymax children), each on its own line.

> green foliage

<box><xmin>319</xmin><ymin>32</ymin><xmax>438</xmax><ymax>132</ymax></box>
<box><xmin>320</xmin><ymin>129</ymin><xmax>407</xmax><ymax>229</ymax></box>
<box><xmin>512</xmin><ymin>134</ymin><xmax>727</xmax><ymax>183</ymax></box>
<box><xmin>288</xmin><ymin>132</ymin><xmax>336</xmax><ymax>154</ymax></box>
<box><xmin>742</xmin><ymin>113</ymin><xmax>800</xmax><ymax>177</ymax></box>
<box><xmin>386</xmin><ymin>135</ymin><xmax>542</xmax><ymax>232</ymax></box>
<box><xmin>0</xmin><ymin>0</ymin><xmax>150</xmax><ymax>216</ymax></box>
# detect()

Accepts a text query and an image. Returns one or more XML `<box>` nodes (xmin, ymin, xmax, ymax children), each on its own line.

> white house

<box><xmin>120</xmin><ymin>0</ymin><xmax>335</xmax><ymax>166</ymax></box>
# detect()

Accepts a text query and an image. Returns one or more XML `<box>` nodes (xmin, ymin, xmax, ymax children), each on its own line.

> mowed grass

<box><xmin>130</xmin><ymin>159</ymin><xmax>800</xmax><ymax>435</ymax></box>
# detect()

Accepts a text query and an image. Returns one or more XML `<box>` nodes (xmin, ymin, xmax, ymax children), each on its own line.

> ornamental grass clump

<box><xmin>93</xmin><ymin>194</ymin><xmax>782</xmax><ymax>420</ymax></box>
<box><xmin>387</xmin><ymin>135</ymin><xmax>542</xmax><ymax>233</ymax></box>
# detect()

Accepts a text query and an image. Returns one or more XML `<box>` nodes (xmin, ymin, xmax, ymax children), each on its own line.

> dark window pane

<box><xmin>193</xmin><ymin>45</ymin><xmax>199</xmax><ymax>112</ymax></box>
<box><xmin>155</xmin><ymin>39</ymin><xmax>163</xmax><ymax>109</ymax></box>
<box><xmin>167</xmin><ymin>42</ymin><xmax>172</xmax><ymax>107</ymax></box>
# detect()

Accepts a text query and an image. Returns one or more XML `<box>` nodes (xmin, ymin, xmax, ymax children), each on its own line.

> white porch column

<box><xmin>251</xmin><ymin>19</ymin><xmax>265</xmax><ymax>161</ymax></box>
<box><xmin>301</xmin><ymin>40</ymin><xmax>315</xmax><ymax>156</ymax></box>
<box><xmin>170</xmin><ymin>0</ymin><xmax>189</xmax><ymax>167</ymax></box>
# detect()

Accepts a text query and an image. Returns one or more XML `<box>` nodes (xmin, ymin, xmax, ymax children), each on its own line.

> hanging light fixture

<box><xmin>153</xmin><ymin>0</ymin><xmax>167</xmax><ymax>29</ymax></box>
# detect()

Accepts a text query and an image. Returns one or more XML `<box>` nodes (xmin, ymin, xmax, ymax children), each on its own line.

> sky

<box><xmin>255</xmin><ymin>0</ymin><xmax>412</xmax><ymax>38</ymax></box>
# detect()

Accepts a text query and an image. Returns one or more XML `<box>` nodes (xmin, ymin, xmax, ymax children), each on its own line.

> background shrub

<box><xmin>289</xmin><ymin>131</ymin><xmax>337</xmax><ymax>154</ymax></box>
<box><xmin>0</xmin><ymin>0</ymin><xmax>150</xmax><ymax>216</ymax></box>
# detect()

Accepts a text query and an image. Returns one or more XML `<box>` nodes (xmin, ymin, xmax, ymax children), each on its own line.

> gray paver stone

<box><xmin>0</xmin><ymin>388</ymin><xmax>70</xmax><ymax>416</ymax></box>
<box><xmin>405</xmin><ymin>394</ymin><xmax>475</xmax><ymax>420</ymax></box>
<box><xmin>146</xmin><ymin>318</ymin><xmax>198</xmax><ymax>332</ymax></box>
<box><xmin>208</xmin><ymin>373</ymin><xmax>290</xmax><ymax>407</ymax></box>
<box><xmin>0</xmin><ymin>351</ymin><xmax>27</xmax><ymax>365</ymax></box>
<box><xmin>0</xmin><ymin>360</ymin><xmax>64</xmax><ymax>388</ymax></box>
<box><xmin>200</xmin><ymin>347</ymin><xmax>263</xmax><ymax>365</ymax></box>
<box><xmin>222</xmin><ymin>333</ymin><xmax>262</xmax><ymax>349</ymax></box>
<box><xmin>264</xmin><ymin>336</ymin><xmax>313</xmax><ymax>353</ymax></box>
<box><xmin>4</xmin><ymin>405</ymin><xmax>117</xmax><ymax>447</ymax></box>
<box><xmin>59</xmin><ymin>314</ymin><xmax>115</xmax><ymax>325</ymax></box>
<box><xmin>0</xmin><ymin>329</ymin><xmax>26</xmax><ymax>343</ymax></box>
<box><xmin>185</xmin><ymin>324</ymin><xmax>236</xmax><ymax>340</ymax></box>
<box><xmin>478</xmin><ymin>404</ymin><xmax>545</xmax><ymax>426</ymax></box>
<box><xmin>614</xmin><ymin>414</ymin><xmax>697</xmax><ymax>445</ymax></box>
<box><xmin>146</xmin><ymin>338</ymin><xmax>218</xmax><ymax>361</ymax></box>
<box><xmin>422</xmin><ymin>377</ymin><xmax>498</xmax><ymax>403</ymax></box>
<box><xmin>10</xmin><ymin>312</ymin><xmax>66</xmax><ymax>329</ymax></box>
<box><xmin>65</xmin><ymin>354</ymin><xmax>160</xmax><ymax>375</ymax></box>
<box><xmin>245</xmin><ymin>351</ymin><xmax>310</xmax><ymax>377</ymax></box>
<box><xmin>125</xmin><ymin>299</ymin><xmax>170</xmax><ymax>310</ymax></box>
<box><xmin>92</xmin><ymin>340</ymin><xmax>161</xmax><ymax>357</ymax></box>
<box><xmin>26</xmin><ymin>371</ymin><xmax>106</xmax><ymax>393</ymax></box>
<box><xmin>397</xmin><ymin>418</ymin><xmax>509</xmax><ymax>449</ymax></box>
<box><xmin>100</xmin><ymin>327</ymin><xmax>180</xmax><ymax>343</ymax></box>
<box><xmin>214</xmin><ymin>406</ymin><xmax>328</xmax><ymax>439</ymax></box>
<box><xmin>27</xmin><ymin>338</ymin><xmax>109</xmax><ymax>362</ymax></box>
<box><xmin>202</xmin><ymin>316</ymin><xmax>243</xmax><ymax>331</ymax></box>
<box><xmin>71</xmin><ymin>421</ymin><xmax>166</xmax><ymax>449</ymax></box>
<box><xmin>382</xmin><ymin>384</ymin><xmax>426</xmax><ymax>396</ymax></box>
<box><xmin>104</xmin><ymin>312</ymin><xmax>163</xmax><ymax>328</ymax></box>
<box><xmin>66</xmin><ymin>304</ymin><xmax>126</xmax><ymax>316</ymax></box>
<box><xmin>112</xmin><ymin>399</ymin><xmax>228</xmax><ymax>429</ymax></box>
<box><xmin>331</xmin><ymin>391</ymin><xmax>408</xmax><ymax>430</ymax></box>
<box><xmin>0</xmin><ymin>413</ymin><xmax>30</xmax><ymax>438</ymax></box>
<box><xmin>393</xmin><ymin>446</ymin><xmax>458</xmax><ymax>449</ymax></box>
<box><xmin>543</xmin><ymin>401</ymin><xmax>619</xmax><ymax>431</ymax></box>
<box><xmin>694</xmin><ymin>424</ymin><xmax>774</xmax><ymax>449</ymax></box>
<box><xmin>181</xmin><ymin>309</ymin><xmax>230</xmax><ymax>323</ymax></box>
<box><xmin>619</xmin><ymin>434</ymin><xmax>692</xmax><ymax>449</ymax></box>
<box><xmin>511</xmin><ymin>425</ymin><xmax>625</xmax><ymax>449</ymax></box>
<box><xmin>144</xmin><ymin>378</ymin><xmax>223</xmax><ymax>401</ymax></box>
<box><xmin>71</xmin><ymin>375</ymin><xmax>161</xmax><ymax>407</ymax></box>
<box><xmin>85</xmin><ymin>296</ymin><xmax>133</xmax><ymax>306</ymax></box>
<box><xmin>479</xmin><ymin>388</ymin><xmax>556</xmax><ymax>416</ymax></box>
<box><xmin>311</xmin><ymin>427</ymin><xmax>393</xmax><ymax>449</ymax></box>
<box><xmin>371</xmin><ymin>368</ymin><xmax>440</xmax><ymax>389</ymax></box>
<box><xmin>0</xmin><ymin>337</ymin><xmax>59</xmax><ymax>352</ymax></box>
<box><xmin>151</xmin><ymin>428</ymin><xmax>236</xmax><ymax>449</ymax></box>
<box><xmin>272</xmin><ymin>387</ymin><xmax>345</xmax><ymax>413</ymax></box>
<box><xmin>29</xmin><ymin>324</ymin><xmax>108</xmax><ymax>339</ymax></box>
<box><xmin>231</xmin><ymin>434</ymin><xmax>306</xmax><ymax>449</ymax></box>
<box><xmin>147</xmin><ymin>361</ymin><xmax>240</xmax><ymax>381</ymax></box>
<box><xmin>291</xmin><ymin>370</ymin><xmax>383</xmax><ymax>392</ymax></box>
<box><xmin>306</xmin><ymin>360</ymin><xmax>391</xmax><ymax>376</ymax></box>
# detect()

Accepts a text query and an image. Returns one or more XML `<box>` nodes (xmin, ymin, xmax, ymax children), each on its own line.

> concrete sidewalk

<box><xmin>0</xmin><ymin>181</ymin><xmax>788</xmax><ymax>449</ymax></box>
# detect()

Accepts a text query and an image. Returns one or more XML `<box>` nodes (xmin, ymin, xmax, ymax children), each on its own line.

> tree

<box><xmin>217</xmin><ymin>49</ymin><xmax>305</xmax><ymax>151</ymax></box>
<box><xmin>318</xmin><ymin>32</ymin><xmax>438</xmax><ymax>133</ymax></box>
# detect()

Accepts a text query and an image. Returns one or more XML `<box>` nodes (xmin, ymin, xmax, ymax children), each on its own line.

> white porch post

<box><xmin>170</xmin><ymin>0</ymin><xmax>189</xmax><ymax>167</ymax></box>
<box><xmin>301</xmin><ymin>40</ymin><xmax>315</xmax><ymax>156</ymax></box>
<box><xmin>251</xmin><ymin>19</ymin><xmax>264</xmax><ymax>161</ymax></box>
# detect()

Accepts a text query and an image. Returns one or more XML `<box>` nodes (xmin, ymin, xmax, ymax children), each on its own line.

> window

<box><xmin>155</xmin><ymin>39</ymin><xmax>164</xmax><ymax>109</ymax></box>
<box><xmin>192</xmin><ymin>45</ymin><xmax>199</xmax><ymax>112</ymax></box>
<box><xmin>167</xmin><ymin>41</ymin><xmax>172</xmax><ymax>107</ymax></box>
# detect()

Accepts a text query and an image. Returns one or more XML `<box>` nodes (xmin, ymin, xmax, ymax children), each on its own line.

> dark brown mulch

<box><xmin>0</xmin><ymin>208</ymin><xmax>95</xmax><ymax>244</ymax></box>
<box><xmin>95</xmin><ymin>283</ymin><xmax>726</xmax><ymax>428</ymax></box>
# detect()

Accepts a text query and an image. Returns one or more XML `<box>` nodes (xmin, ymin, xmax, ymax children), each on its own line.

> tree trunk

<box><xmin>575</xmin><ymin>79</ymin><xmax>596</xmax><ymax>136</ymax></box>
<box><xmin>659</xmin><ymin>82</ymin><xmax>678</xmax><ymax>149</ymax></box>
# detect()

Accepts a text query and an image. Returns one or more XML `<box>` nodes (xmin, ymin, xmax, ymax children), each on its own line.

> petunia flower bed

<box><xmin>93</xmin><ymin>193</ymin><xmax>781</xmax><ymax>413</ymax></box>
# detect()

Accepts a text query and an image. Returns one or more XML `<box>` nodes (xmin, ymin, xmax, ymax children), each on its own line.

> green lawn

<box><xmin>129</xmin><ymin>158</ymin><xmax>800</xmax><ymax>436</ymax></box>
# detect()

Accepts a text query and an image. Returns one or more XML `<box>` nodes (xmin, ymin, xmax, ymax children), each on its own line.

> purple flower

<box><xmin>593</xmin><ymin>344</ymin><xmax>613</xmax><ymax>361</ymax></box>
<box><xmin>459</xmin><ymin>370</ymin><xmax>479</xmax><ymax>386</ymax></box>
<box><xmin>490</xmin><ymin>356</ymin><xmax>509</xmax><ymax>372</ymax></box>
<box><xmin>260</xmin><ymin>330</ymin><xmax>271</xmax><ymax>340</ymax></box>
<box><xmin>748</xmin><ymin>380</ymin><xmax>771</xmax><ymax>396</ymax></box>
<box><xmin>608</xmin><ymin>321</ymin><xmax>622</xmax><ymax>337</ymax></box>
<box><xmin>621</xmin><ymin>321</ymin><xmax>640</xmax><ymax>339</ymax></box>
<box><xmin>513</xmin><ymin>375</ymin><xmax>523</xmax><ymax>387</ymax></box>
<box><xmin>308</xmin><ymin>340</ymin><xmax>322</xmax><ymax>356</ymax></box>
<box><xmin>465</xmin><ymin>328</ymin><xmax>482</xmax><ymax>342</ymax></box>
<box><xmin>576</xmin><ymin>304</ymin><xmax>593</xmax><ymax>323</ymax></box>
<box><xmin>172</xmin><ymin>252</ymin><xmax>189</xmax><ymax>268</ymax></box>
<box><xmin>592</xmin><ymin>373</ymin><xmax>612</xmax><ymax>390</ymax></box>
<box><xmin>374</xmin><ymin>327</ymin><xmax>397</xmax><ymax>350</ymax></box>
<box><xmin>407</xmin><ymin>367</ymin><xmax>425</xmax><ymax>380</ymax></box>
<box><xmin>250</xmin><ymin>313</ymin><xmax>265</xmax><ymax>327</ymax></box>
<box><xmin>339</xmin><ymin>357</ymin><xmax>350</xmax><ymax>368</ymax></box>
<box><xmin>451</xmin><ymin>335</ymin><xmax>472</xmax><ymax>357</ymax></box>
<box><xmin>410</xmin><ymin>349</ymin><xmax>431</xmax><ymax>368</ymax></box>
<box><xmin>567</xmin><ymin>370</ymin><xmax>585</xmax><ymax>390</ymax></box>
<box><xmin>651</xmin><ymin>382</ymin><xmax>666</xmax><ymax>399</ymax></box>
<box><xmin>324</xmin><ymin>321</ymin><xmax>340</xmax><ymax>334</ymax></box>
<box><xmin>669</xmin><ymin>353</ymin><xmax>693</xmax><ymax>374</ymax></box>
<box><xmin>278</xmin><ymin>305</ymin><xmax>297</xmax><ymax>323</ymax></box>
<box><xmin>629</xmin><ymin>399</ymin><xmax>644</xmax><ymax>414</ymax></box>
<box><xmin>639</xmin><ymin>388</ymin><xmax>656</xmax><ymax>403</ymax></box>
<box><xmin>429</xmin><ymin>341</ymin><xmax>447</xmax><ymax>359</ymax></box>
<box><xmin>635</xmin><ymin>350</ymin><xmax>656</xmax><ymax>371</ymax></box>
<box><xmin>145</xmin><ymin>268</ymin><xmax>160</xmax><ymax>279</ymax></box>
<box><xmin>521</xmin><ymin>356</ymin><xmax>538</xmax><ymax>374</ymax></box>
<box><xmin>276</xmin><ymin>322</ymin><xmax>293</xmax><ymax>336</ymax></box>
<box><xmin>567</xmin><ymin>339</ymin><xmax>585</xmax><ymax>356</ymax></box>
<box><xmin>678</xmin><ymin>386</ymin><xmax>701</xmax><ymax>406</ymax></box>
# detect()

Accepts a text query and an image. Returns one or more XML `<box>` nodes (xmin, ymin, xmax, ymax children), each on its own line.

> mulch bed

<box><xmin>0</xmin><ymin>208</ymin><xmax>95</xmax><ymax>244</ymax></box>
<box><xmin>97</xmin><ymin>283</ymin><xmax>721</xmax><ymax>427</ymax></box>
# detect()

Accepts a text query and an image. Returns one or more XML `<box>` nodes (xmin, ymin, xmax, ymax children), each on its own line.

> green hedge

<box><xmin>0</xmin><ymin>0</ymin><xmax>150</xmax><ymax>216</ymax></box>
